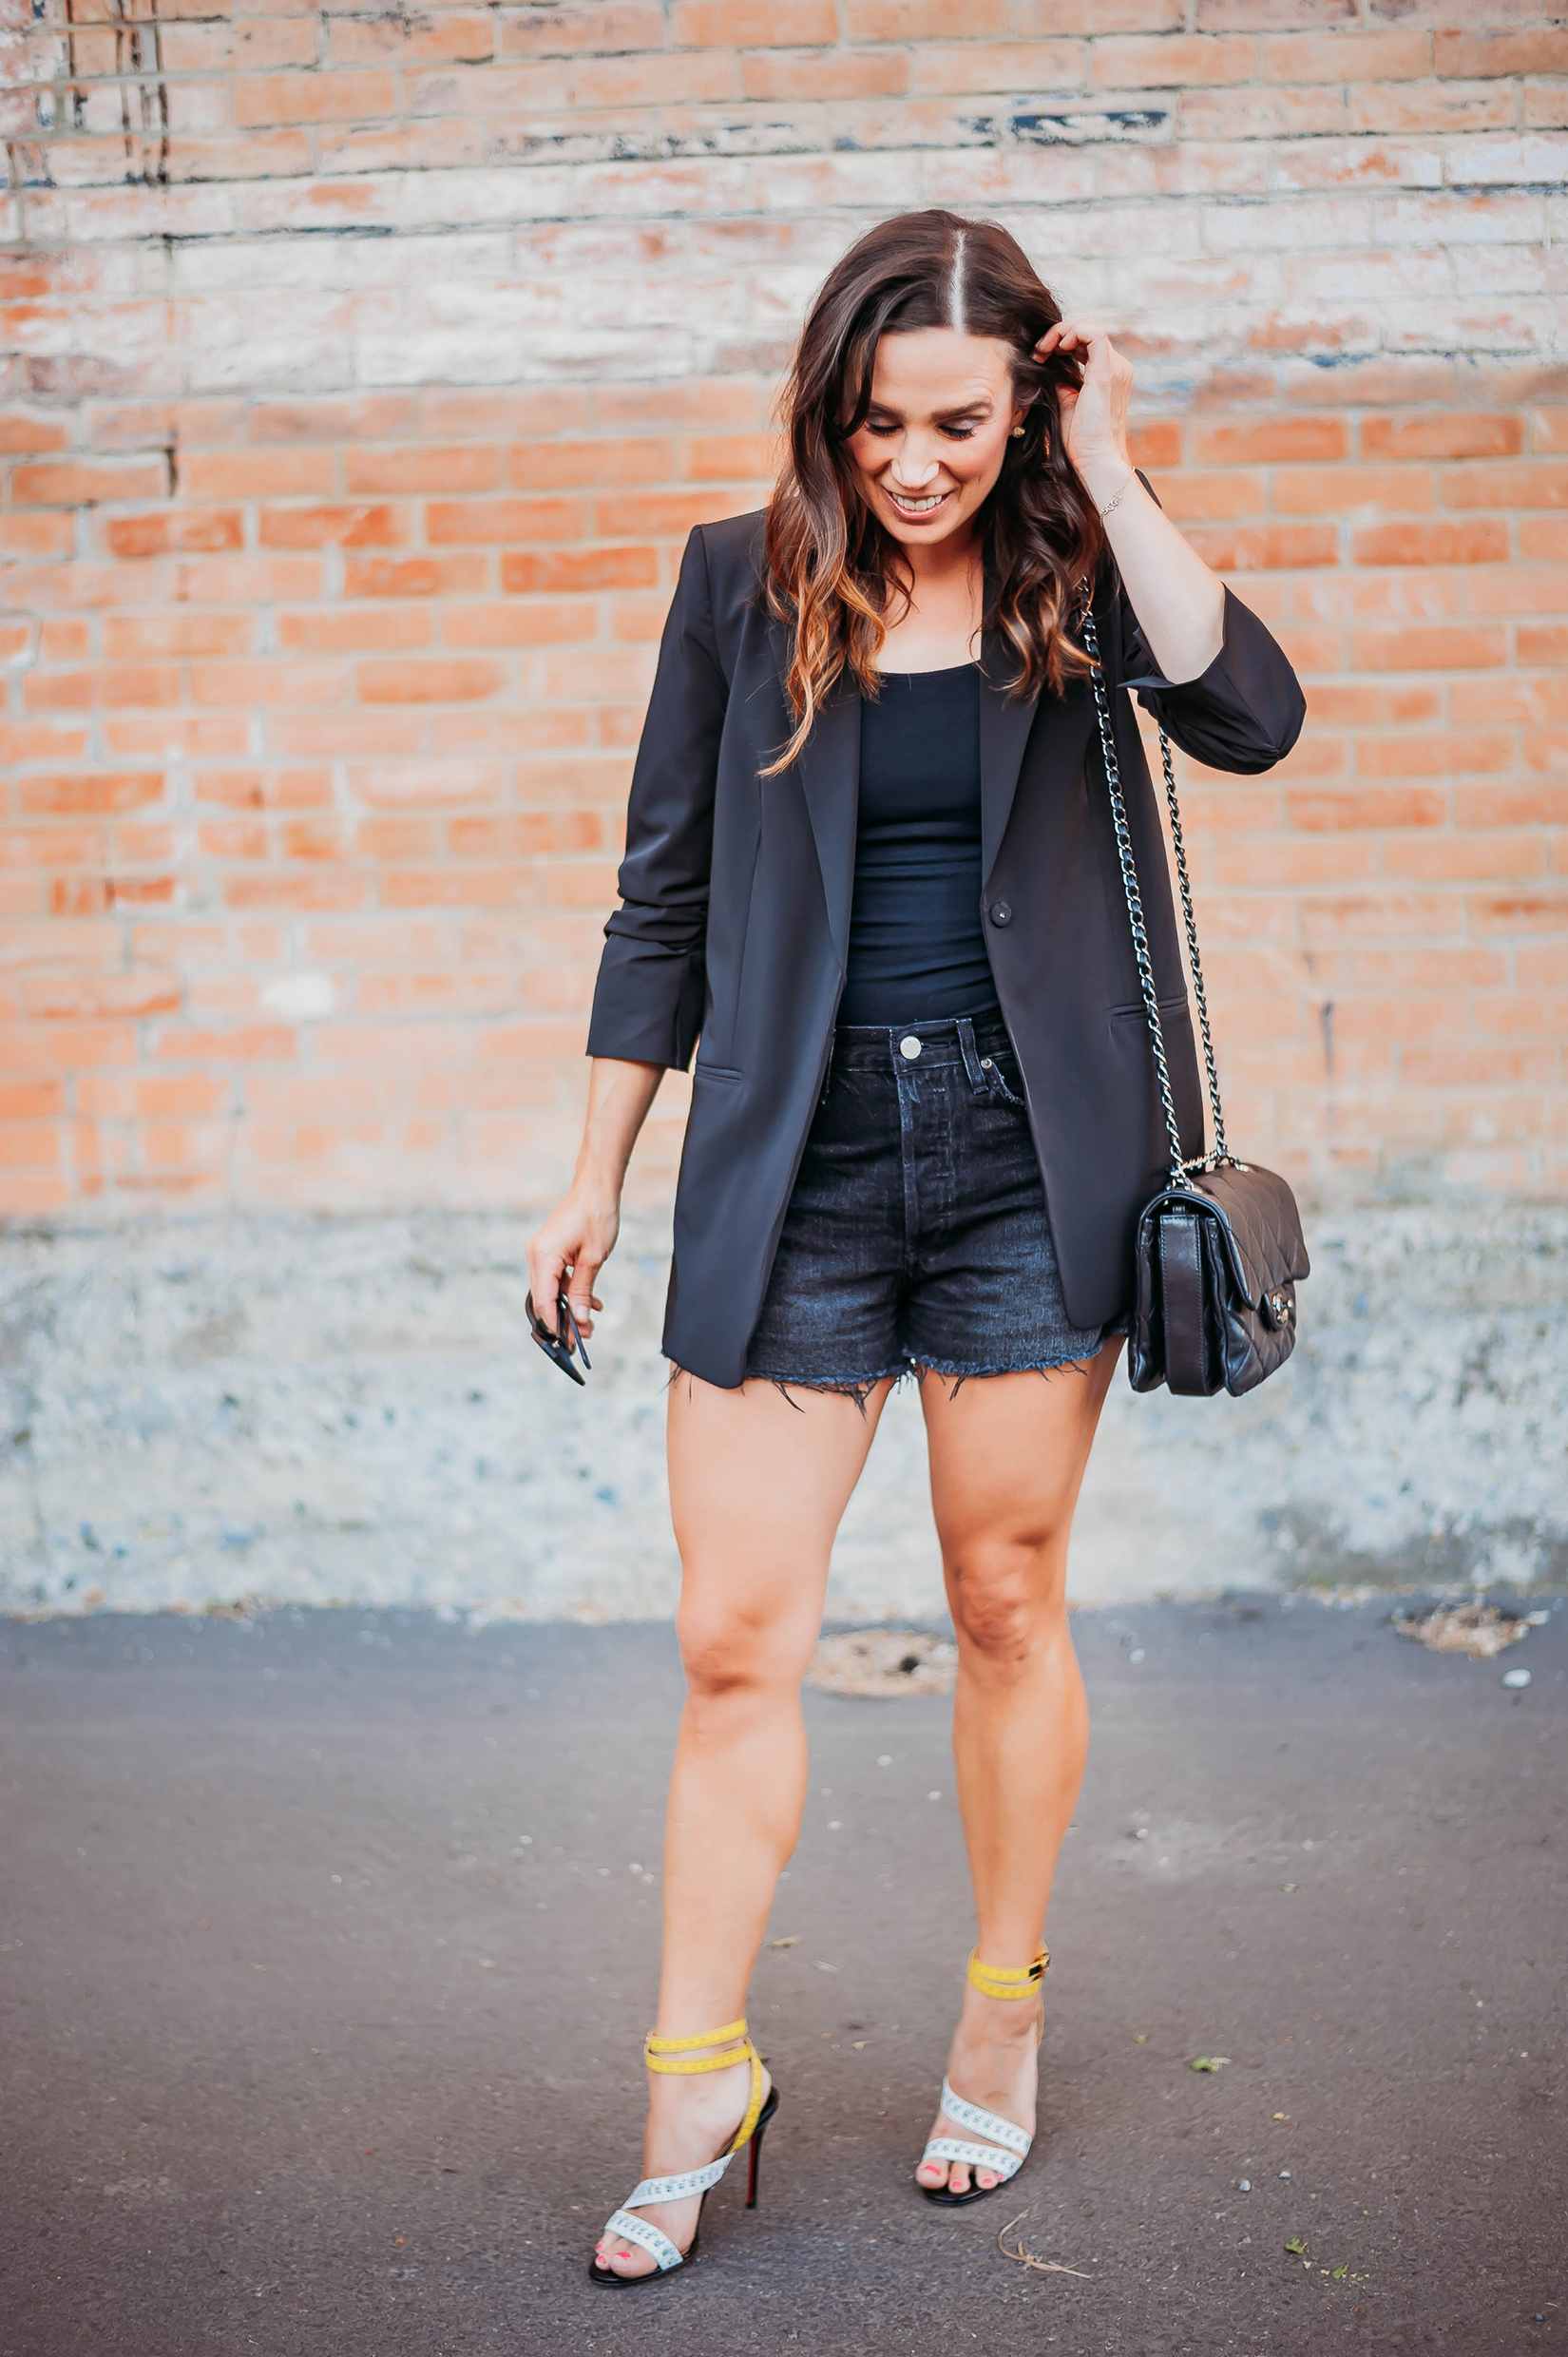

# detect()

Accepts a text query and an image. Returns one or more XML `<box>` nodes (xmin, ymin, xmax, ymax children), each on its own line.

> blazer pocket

<box><xmin>692</xmin><ymin>1060</ymin><xmax>743</xmax><ymax>1083</ymax></box>
<box><xmin>1109</xmin><ymin>993</ymin><xmax>1189</xmax><ymax>1022</ymax></box>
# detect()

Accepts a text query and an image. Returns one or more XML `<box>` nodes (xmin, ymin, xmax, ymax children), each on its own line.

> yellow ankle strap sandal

<box><xmin>965</xmin><ymin>1946</ymin><xmax>1049</xmax><ymax>2004</ymax></box>
<box><xmin>921</xmin><ymin>1946</ymin><xmax>1048</xmax><ymax>2210</ymax></box>
<box><xmin>589</xmin><ymin>2017</ymin><xmax>778</xmax><ymax>2287</ymax></box>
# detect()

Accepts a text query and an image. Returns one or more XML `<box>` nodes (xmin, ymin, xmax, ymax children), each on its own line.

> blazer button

<box><xmin>989</xmin><ymin>900</ymin><xmax>1013</xmax><ymax>927</ymax></box>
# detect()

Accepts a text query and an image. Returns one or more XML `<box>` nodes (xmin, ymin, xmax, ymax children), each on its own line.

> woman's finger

<box><xmin>1039</xmin><ymin>320</ymin><xmax>1115</xmax><ymax>357</ymax></box>
<box><xmin>565</xmin><ymin>1257</ymin><xmax>602</xmax><ymax>1335</ymax></box>
<box><xmin>527</xmin><ymin>1240</ymin><xmax>569</xmax><ymax>1333</ymax></box>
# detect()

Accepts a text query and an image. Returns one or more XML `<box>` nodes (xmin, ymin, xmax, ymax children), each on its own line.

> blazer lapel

<box><xmin>772</xmin><ymin>617</ymin><xmax>860</xmax><ymax>968</ymax></box>
<box><xmin>978</xmin><ymin>635</ymin><xmax>1043</xmax><ymax>890</ymax></box>
<box><xmin>978</xmin><ymin>631</ymin><xmax>1106</xmax><ymax>891</ymax></box>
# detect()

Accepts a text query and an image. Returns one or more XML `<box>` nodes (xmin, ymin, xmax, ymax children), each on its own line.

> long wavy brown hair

<box><xmin>762</xmin><ymin>209</ymin><xmax>1107</xmax><ymax>774</ymax></box>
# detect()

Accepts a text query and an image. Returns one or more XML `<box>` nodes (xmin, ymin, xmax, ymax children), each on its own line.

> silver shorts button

<box><xmin>899</xmin><ymin>1034</ymin><xmax>922</xmax><ymax>1060</ymax></box>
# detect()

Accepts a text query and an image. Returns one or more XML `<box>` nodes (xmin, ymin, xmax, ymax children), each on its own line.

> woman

<box><xmin>527</xmin><ymin>210</ymin><xmax>1305</xmax><ymax>2285</ymax></box>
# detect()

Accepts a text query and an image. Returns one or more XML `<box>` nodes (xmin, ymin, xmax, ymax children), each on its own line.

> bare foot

<box><xmin>915</xmin><ymin>1980</ymin><xmax>1040</xmax><ymax>2197</ymax></box>
<box><xmin>593</xmin><ymin>2052</ymin><xmax>768</xmax><ymax>2280</ymax></box>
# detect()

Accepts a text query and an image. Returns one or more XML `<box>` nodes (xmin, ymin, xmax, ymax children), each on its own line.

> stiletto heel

<box><xmin>920</xmin><ymin>1946</ymin><xmax>1047</xmax><ymax>2208</ymax></box>
<box><xmin>589</xmin><ymin>2017</ymin><xmax>780</xmax><ymax>2287</ymax></box>
<box><xmin>745</xmin><ymin>2110</ymin><xmax>769</xmax><ymax>2208</ymax></box>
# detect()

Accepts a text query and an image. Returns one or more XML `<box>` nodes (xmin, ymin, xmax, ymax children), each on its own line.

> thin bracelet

<box><xmin>1099</xmin><ymin>469</ymin><xmax>1136</xmax><ymax>518</ymax></box>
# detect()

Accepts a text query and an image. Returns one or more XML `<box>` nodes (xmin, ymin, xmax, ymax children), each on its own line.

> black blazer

<box><xmin>586</xmin><ymin>505</ymin><xmax>1306</xmax><ymax>1389</ymax></box>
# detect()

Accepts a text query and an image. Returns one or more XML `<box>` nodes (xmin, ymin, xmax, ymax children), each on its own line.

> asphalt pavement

<box><xmin>2</xmin><ymin>1596</ymin><xmax>1563</xmax><ymax>2357</ymax></box>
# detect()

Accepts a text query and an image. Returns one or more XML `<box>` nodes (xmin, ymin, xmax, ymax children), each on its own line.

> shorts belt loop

<box><xmin>819</xmin><ymin>1029</ymin><xmax>836</xmax><ymax>1107</ymax></box>
<box><xmin>956</xmin><ymin>1016</ymin><xmax>985</xmax><ymax>1093</ymax></box>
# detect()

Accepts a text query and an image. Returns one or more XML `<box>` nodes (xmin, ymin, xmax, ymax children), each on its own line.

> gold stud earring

<box><xmin>1009</xmin><ymin>426</ymin><xmax>1024</xmax><ymax>439</ymax></box>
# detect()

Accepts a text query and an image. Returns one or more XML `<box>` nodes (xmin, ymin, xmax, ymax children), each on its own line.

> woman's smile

<box><xmin>885</xmin><ymin>483</ymin><xmax>954</xmax><ymax>520</ymax></box>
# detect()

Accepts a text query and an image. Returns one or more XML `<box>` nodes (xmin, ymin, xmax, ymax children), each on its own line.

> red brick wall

<box><xmin>3</xmin><ymin>4</ymin><xmax>1566</xmax><ymax>1216</ymax></box>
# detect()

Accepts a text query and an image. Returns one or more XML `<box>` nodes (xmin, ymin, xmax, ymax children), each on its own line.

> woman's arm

<box><xmin>526</xmin><ymin>1057</ymin><xmax>664</xmax><ymax>1339</ymax></box>
<box><xmin>1037</xmin><ymin>318</ymin><xmax>1305</xmax><ymax>772</ymax></box>
<box><xmin>1036</xmin><ymin>316</ymin><xmax>1225</xmax><ymax>684</ymax></box>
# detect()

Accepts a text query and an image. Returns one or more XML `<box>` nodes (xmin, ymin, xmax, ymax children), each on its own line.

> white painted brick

<box><xmin>748</xmin><ymin>264</ymin><xmax>834</xmax><ymax>322</ymax></box>
<box><xmin>163</xmin><ymin>82</ymin><xmax>235</xmax><ymax>136</ymax></box>
<box><xmin>1074</xmin><ymin>202</ymin><xmax>1210</xmax><ymax>259</ymax></box>
<box><xmin>1279</xmin><ymin>249</ymin><xmax>1457</xmax><ymax>304</ymax></box>
<box><xmin>1099</xmin><ymin>143</ymin><xmax>1269</xmax><ymax>201</ymax></box>
<box><xmin>32</xmin><ymin>136</ymin><xmax>144</xmax><ymax>186</ymax></box>
<box><xmin>1373</xmin><ymin>191</ymin><xmax>1549</xmax><ymax>246</ymax></box>
<box><xmin>1457</xmin><ymin>247</ymin><xmax>1568</xmax><ymax>298</ymax></box>
<box><xmin>352</xmin><ymin>232</ymin><xmax>517</xmax><ymax>287</ymax></box>
<box><xmin>573</xmin><ymin>273</ymin><xmax>755</xmax><ymax>333</ymax></box>
<box><xmin>3</xmin><ymin>31</ymin><xmax>1565</xmax><ymax>480</ymax></box>
<box><xmin>186</xmin><ymin>331</ymin><xmax>360</xmax><ymax>397</ymax></box>
<box><xmin>406</xmin><ymin>280</ymin><xmax>565</xmax><ymax>334</ymax></box>
<box><xmin>753</xmin><ymin>150</ymin><xmax>927</xmax><ymax>211</ymax></box>
<box><xmin>1379</xmin><ymin>297</ymin><xmax>1560</xmax><ymax>355</ymax></box>
<box><xmin>568</xmin><ymin>158</ymin><xmax>761</xmax><ymax>220</ymax></box>
<box><xmin>356</xmin><ymin>326</ymin><xmax>665</xmax><ymax>385</ymax></box>
<box><xmin>65</xmin><ymin>184</ymin><xmax>239</xmax><ymax>240</ymax></box>
<box><xmin>169</xmin><ymin>238</ymin><xmax>351</xmax><ymax>297</ymax></box>
<box><xmin>915</xmin><ymin>152</ymin><xmax>1093</xmax><ymax>210</ymax></box>
<box><xmin>1201</xmin><ymin>193</ymin><xmax>1376</xmax><ymax>254</ymax></box>
<box><xmin>684</xmin><ymin>217</ymin><xmax>851</xmax><ymax>271</ymax></box>
<box><xmin>78</xmin><ymin>86</ymin><xmax>142</xmax><ymax>136</ymax></box>
<box><xmin>1523</xmin><ymin>78</ymin><xmax>1568</xmax><ymax>133</ymax></box>
<box><xmin>1270</xmin><ymin>139</ymin><xmax>1444</xmax><ymax>193</ymax></box>
<box><xmin>239</xmin><ymin>181</ymin><xmax>403</xmax><ymax>236</ymax></box>
<box><xmin>1109</xmin><ymin>252</ymin><xmax>1286</xmax><ymax>309</ymax></box>
<box><xmin>1443</xmin><ymin>132</ymin><xmax>1568</xmax><ymax>187</ymax></box>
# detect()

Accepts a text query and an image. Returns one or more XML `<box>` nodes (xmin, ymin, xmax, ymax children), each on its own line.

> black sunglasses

<box><xmin>526</xmin><ymin>1289</ymin><xmax>592</xmax><ymax>1387</ymax></box>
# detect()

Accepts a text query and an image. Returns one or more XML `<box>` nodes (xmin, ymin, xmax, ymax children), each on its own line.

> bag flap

<box><xmin>1145</xmin><ymin>1163</ymin><xmax>1309</xmax><ymax>1308</ymax></box>
<box><xmin>1188</xmin><ymin>1161</ymin><xmax>1310</xmax><ymax>1304</ymax></box>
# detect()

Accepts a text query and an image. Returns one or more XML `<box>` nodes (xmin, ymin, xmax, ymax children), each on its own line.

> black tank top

<box><xmin>837</xmin><ymin>662</ymin><xmax>999</xmax><ymax>1027</ymax></box>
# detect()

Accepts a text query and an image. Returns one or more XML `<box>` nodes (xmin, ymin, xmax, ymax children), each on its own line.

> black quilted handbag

<box><xmin>1081</xmin><ymin>590</ymin><xmax>1310</xmax><ymax>1398</ymax></box>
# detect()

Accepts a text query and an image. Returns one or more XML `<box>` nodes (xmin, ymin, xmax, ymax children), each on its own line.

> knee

<box><xmin>677</xmin><ymin>1599</ymin><xmax>794</xmax><ymax>1715</ymax></box>
<box><xmin>947</xmin><ymin>1534</ymin><xmax>1064</xmax><ymax>1672</ymax></box>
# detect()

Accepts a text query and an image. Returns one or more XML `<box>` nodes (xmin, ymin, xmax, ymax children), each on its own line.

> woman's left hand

<box><xmin>1033</xmin><ymin>319</ymin><xmax>1136</xmax><ymax>506</ymax></box>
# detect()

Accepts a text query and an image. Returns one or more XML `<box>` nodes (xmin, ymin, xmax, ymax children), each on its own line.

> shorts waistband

<box><xmin>826</xmin><ymin>1010</ymin><xmax>1015</xmax><ymax>1073</ymax></box>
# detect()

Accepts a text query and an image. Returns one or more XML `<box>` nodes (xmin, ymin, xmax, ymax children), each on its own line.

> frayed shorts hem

<box><xmin>739</xmin><ymin>1335</ymin><xmax>1120</xmax><ymax>1406</ymax></box>
<box><xmin>740</xmin><ymin>1362</ymin><xmax>907</xmax><ymax>1410</ymax></box>
<box><xmin>912</xmin><ymin>1348</ymin><xmax>1105</xmax><ymax>1380</ymax></box>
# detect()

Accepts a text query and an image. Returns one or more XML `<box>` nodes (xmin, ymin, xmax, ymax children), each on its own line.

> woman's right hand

<box><xmin>526</xmin><ymin>1186</ymin><xmax>620</xmax><ymax>1341</ymax></box>
<box><xmin>526</xmin><ymin>1057</ymin><xmax>666</xmax><ymax>1341</ymax></box>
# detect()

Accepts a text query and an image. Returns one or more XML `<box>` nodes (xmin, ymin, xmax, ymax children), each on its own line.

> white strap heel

<box><xmin>590</xmin><ymin>2017</ymin><xmax>777</xmax><ymax>2287</ymax></box>
<box><xmin>922</xmin><ymin>2075</ymin><xmax>1033</xmax><ymax>2184</ymax></box>
<box><xmin>921</xmin><ymin>1946</ymin><xmax>1047</xmax><ymax>2208</ymax></box>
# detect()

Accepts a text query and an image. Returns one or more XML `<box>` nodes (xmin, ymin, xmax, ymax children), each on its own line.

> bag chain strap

<box><xmin>1155</xmin><ymin>720</ymin><xmax>1229</xmax><ymax>1165</ymax></box>
<box><xmin>1079</xmin><ymin>584</ymin><xmax>1229</xmax><ymax>1188</ymax></box>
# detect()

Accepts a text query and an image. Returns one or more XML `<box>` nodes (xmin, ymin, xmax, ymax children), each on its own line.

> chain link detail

<box><xmin>1157</xmin><ymin>724</ymin><xmax>1228</xmax><ymax>1164</ymax></box>
<box><xmin>1079</xmin><ymin>582</ymin><xmax>1229</xmax><ymax>1187</ymax></box>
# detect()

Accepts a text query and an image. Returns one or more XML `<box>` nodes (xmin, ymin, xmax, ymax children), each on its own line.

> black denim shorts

<box><xmin>744</xmin><ymin>1011</ymin><xmax>1116</xmax><ymax>1393</ymax></box>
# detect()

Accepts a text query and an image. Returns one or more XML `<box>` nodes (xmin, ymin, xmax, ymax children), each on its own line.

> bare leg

<box><xmin>913</xmin><ymin>1340</ymin><xmax>1121</xmax><ymax>2195</ymax></box>
<box><xmin>594</xmin><ymin>1372</ymin><xmax>892</xmax><ymax>2278</ymax></box>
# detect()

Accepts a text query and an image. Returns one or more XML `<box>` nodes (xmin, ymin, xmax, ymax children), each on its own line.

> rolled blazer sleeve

<box><xmin>1115</xmin><ymin>472</ymin><xmax>1307</xmax><ymax>776</ymax></box>
<box><xmin>584</xmin><ymin>527</ymin><xmax>728</xmax><ymax>1069</ymax></box>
